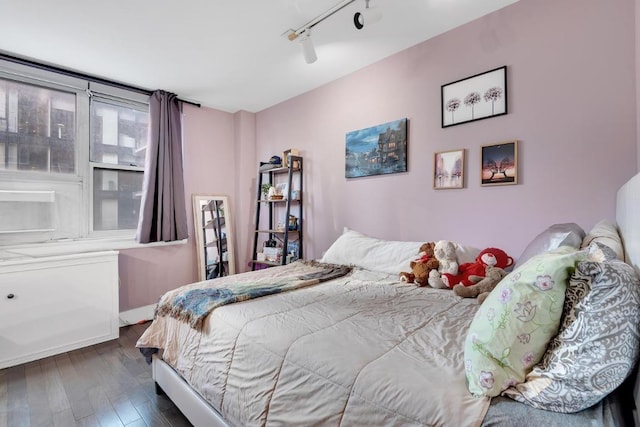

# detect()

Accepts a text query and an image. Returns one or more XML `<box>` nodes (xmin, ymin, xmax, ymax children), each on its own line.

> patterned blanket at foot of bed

<box><xmin>154</xmin><ymin>260</ymin><xmax>352</xmax><ymax>330</ymax></box>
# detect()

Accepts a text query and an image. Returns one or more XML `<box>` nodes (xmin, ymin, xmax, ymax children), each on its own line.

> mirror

<box><xmin>192</xmin><ymin>194</ymin><xmax>236</xmax><ymax>281</ymax></box>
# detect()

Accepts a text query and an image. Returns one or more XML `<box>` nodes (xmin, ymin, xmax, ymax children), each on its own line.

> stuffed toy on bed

<box><xmin>453</xmin><ymin>265</ymin><xmax>508</xmax><ymax>303</ymax></box>
<box><xmin>441</xmin><ymin>247</ymin><xmax>513</xmax><ymax>288</ymax></box>
<box><xmin>399</xmin><ymin>242</ymin><xmax>439</xmax><ymax>287</ymax></box>
<box><xmin>427</xmin><ymin>240</ymin><xmax>459</xmax><ymax>289</ymax></box>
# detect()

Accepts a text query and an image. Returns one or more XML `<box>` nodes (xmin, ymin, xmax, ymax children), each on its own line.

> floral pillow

<box><xmin>502</xmin><ymin>257</ymin><xmax>640</xmax><ymax>412</ymax></box>
<box><xmin>464</xmin><ymin>246</ymin><xmax>586</xmax><ymax>397</ymax></box>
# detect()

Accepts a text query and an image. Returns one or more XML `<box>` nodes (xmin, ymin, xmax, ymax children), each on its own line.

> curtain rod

<box><xmin>0</xmin><ymin>52</ymin><xmax>201</xmax><ymax>108</ymax></box>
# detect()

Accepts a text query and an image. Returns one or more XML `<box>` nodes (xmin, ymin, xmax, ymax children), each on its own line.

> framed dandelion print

<box><xmin>481</xmin><ymin>140</ymin><xmax>518</xmax><ymax>186</ymax></box>
<box><xmin>441</xmin><ymin>66</ymin><xmax>507</xmax><ymax>128</ymax></box>
<box><xmin>434</xmin><ymin>149</ymin><xmax>464</xmax><ymax>189</ymax></box>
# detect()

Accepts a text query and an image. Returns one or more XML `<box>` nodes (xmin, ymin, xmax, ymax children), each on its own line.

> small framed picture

<box><xmin>441</xmin><ymin>66</ymin><xmax>507</xmax><ymax>128</ymax></box>
<box><xmin>276</xmin><ymin>183</ymin><xmax>288</xmax><ymax>198</ymax></box>
<box><xmin>481</xmin><ymin>140</ymin><xmax>518</xmax><ymax>186</ymax></box>
<box><xmin>434</xmin><ymin>149</ymin><xmax>465</xmax><ymax>189</ymax></box>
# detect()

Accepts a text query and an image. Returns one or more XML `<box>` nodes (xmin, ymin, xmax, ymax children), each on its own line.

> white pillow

<box><xmin>320</xmin><ymin>228</ymin><xmax>480</xmax><ymax>275</ymax></box>
<box><xmin>456</xmin><ymin>244</ymin><xmax>482</xmax><ymax>265</ymax></box>
<box><xmin>581</xmin><ymin>219</ymin><xmax>624</xmax><ymax>261</ymax></box>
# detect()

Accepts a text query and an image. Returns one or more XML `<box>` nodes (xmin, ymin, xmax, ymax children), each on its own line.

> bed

<box><xmin>137</xmin><ymin>172</ymin><xmax>640</xmax><ymax>427</ymax></box>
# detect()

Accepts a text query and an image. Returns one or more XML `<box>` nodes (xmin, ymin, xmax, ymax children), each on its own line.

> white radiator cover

<box><xmin>0</xmin><ymin>250</ymin><xmax>119</xmax><ymax>369</ymax></box>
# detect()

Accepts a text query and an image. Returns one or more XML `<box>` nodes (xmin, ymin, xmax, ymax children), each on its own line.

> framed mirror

<box><xmin>192</xmin><ymin>194</ymin><xmax>236</xmax><ymax>281</ymax></box>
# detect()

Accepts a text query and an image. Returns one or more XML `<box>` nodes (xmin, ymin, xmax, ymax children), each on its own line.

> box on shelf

<box><xmin>283</xmin><ymin>148</ymin><xmax>300</xmax><ymax>168</ymax></box>
<box><xmin>263</xmin><ymin>247</ymin><xmax>280</xmax><ymax>262</ymax></box>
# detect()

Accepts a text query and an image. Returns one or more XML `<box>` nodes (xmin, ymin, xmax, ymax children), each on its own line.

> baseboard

<box><xmin>119</xmin><ymin>304</ymin><xmax>155</xmax><ymax>327</ymax></box>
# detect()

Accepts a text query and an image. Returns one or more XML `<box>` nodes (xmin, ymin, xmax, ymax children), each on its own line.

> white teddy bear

<box><xmin>428</xmin><ymin>240</ymin><xmax>459</xmax><ymax>289</ymax></box>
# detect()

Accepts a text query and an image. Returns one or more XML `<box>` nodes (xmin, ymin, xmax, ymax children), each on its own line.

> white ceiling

<box><xmin>1</xmin><ymin>0</ymin><xmax>519</xmax><ymax>113</ymax></box>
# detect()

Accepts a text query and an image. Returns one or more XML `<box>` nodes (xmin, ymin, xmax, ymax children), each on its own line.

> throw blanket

<box><xmin>154</xmin><ymin>260</ymin><xmax>352</xmax><ymax>330</ymax></box>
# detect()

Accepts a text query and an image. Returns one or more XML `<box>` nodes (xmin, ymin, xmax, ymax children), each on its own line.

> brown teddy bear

<box><xmin>399</xmin><ymin>242</ymin><xmax>440</xmax><ymax>287</ymax></box>
<box><xmin>452</xmin><ymin>265</ymin><xmax>508</xmax><ymax>303</ymax></box>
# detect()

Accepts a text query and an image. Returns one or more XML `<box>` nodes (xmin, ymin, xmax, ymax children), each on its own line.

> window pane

<box><xmin>0</xmin><ymin>79</ymin><xmax>76</xmax><ymax>173</ymax></box>
<box><xmin>93</xmin><ymin>168</ymin><xmax>143</xmax><ymax>230</ymax></box>
<box><xmin>90</xmin><ymin>100</ymin><xmax>148</xmax><ymax>166</ymax></box>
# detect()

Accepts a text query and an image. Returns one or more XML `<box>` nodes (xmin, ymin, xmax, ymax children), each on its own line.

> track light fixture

<box><xmin>298</xmin><ymin>29</ymin><xmax>317</xmax><ymax>64</ymax></box>
<box><xmin>284</xmin><ymin>0</ymin><xmax>383</xmax><ymax>64</ymax></box>
<box><xmin>286</xmin><ymin>0</ymin><xmax>377</xmax><ymax>64</ymax></box>
<box><xmin>353</xmin><ymin>0</ymin><xmax>382</xmax><ymax>30</ymax></box>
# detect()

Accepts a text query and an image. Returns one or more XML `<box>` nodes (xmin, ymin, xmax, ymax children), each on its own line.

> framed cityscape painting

<box><xmin>441</xmin><ymin>66</ymin><xmax>507</xmax><ymax>128</ymax></box>
<box><xmin>481</xmin><ymin>140</ymin><xmax>518</xmax><ymax>186</ymax></box>
<box><xmin>345</xmin><ymin>118</ymin><xmax>408</xmax><ymax>178</ymax></box>
<box><xmin>434</xmin><ymin>149</ymin><xmax>464</xmax><ymax>189</ymax></box>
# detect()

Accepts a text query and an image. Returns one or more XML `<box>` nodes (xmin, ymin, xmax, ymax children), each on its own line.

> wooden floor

<box><xmin>0</xmin><ymin>323</ymin><xmax>192</xmax><ymax>427</ymax></box>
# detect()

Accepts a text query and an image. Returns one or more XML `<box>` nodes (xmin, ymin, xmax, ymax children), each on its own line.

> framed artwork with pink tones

<box><xmin>434</xmin><ymin>149</ymin><xmax>464</xmax><ymax>189</ymax></box>
<box><xmin>481</xmin><ymin>140</ymin><xmax>518</xmax><ymax>186</ymax></box>
<box><xmin>441</xmin><ymin>66</ymin><xmax>507</xmax><ymax>128</ymax></box>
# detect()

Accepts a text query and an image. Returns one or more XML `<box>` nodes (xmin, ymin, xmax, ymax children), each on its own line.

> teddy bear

<box><xmin>453</xmin><ymin>265</ymin><xmax>508</xmax><ymax>303</ymax></box>
<box><xmin>427</xmin><ymin>240</ymin><xmax>459</xmax><ymax>289</ymax></box>
<box><xmin>399</xmin><ymin>242</ymin><xmax>440</xmax><ymax>286</ymax></box>
<box><xmin>441</xmin><ymin>247</ymin><xmax>513</xmax><ymax>288</ymax></box>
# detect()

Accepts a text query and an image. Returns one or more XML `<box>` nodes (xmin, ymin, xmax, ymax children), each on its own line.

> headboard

<box><xmin>617</xmin><ymin>172</ymin><xmax>640</xmax><ymax>276</ymax></box>
<box><xmin>616</xmin><ymin>171</ymin><xmax>640</xmax><ymax>426</ymax></box>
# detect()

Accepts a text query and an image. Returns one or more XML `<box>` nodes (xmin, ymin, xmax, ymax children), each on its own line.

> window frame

<box><xmin>87</xmin><ymin>90</ymin><xmax>148</xmax><ymax>237</ymax></box>
<box><xmin>0</xmin><ymin>58</ymin><xmax>152</xmax><ymax>248</ymax></box>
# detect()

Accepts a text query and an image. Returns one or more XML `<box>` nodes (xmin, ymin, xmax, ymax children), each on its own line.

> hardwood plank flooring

<box><xmin>0</xmin><ymin>323</ymin><xmax>192</xmax><ymax>427</ymax></box>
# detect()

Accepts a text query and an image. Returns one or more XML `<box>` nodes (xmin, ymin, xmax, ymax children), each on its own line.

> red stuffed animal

<box><xmin>441</xmin><ymin>247</ymin><xmax>513</xmax><ymax>288</ymax></box>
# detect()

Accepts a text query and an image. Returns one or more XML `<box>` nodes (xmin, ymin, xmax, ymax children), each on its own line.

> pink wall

<box><xmin>637</xmin><ymin>0</ymin><xmax>640</xmax><ymax>169</ymax></box>
<box><xmin>118</xmin><ymin>0</ymin><xmax>640</xmax><ymax>312</ymax></box>
<box><xmin>254</xmin><ymin>0</ymin><xmax>638</xmax><ymax>263</ymax></box>
<box><xmin>233</xmin><ymin>111</ymin><xmax>258</xmax><ymax>271</ymax></box>
<box><xmin>118</xmin><ymin>105</ymin><xmax>236</xmax><ymax>312</ymax></box>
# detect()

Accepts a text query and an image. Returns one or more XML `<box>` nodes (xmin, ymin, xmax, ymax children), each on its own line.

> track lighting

<box><xmin>284</xmin><ymin>0</ymin><xmax>383</xmax><ymax>64</ymax></box>
<box><xmin>284</xmin><ymin>0</ymin><xmax>355</xmax><ymax>64</ymax></box>
<box><xmin>298</xmin><ymin>30</ymin><xmax>317</xmax><ymax>64</ymax></box>
<box><xmin>353</xmin><ymin>0</ymin><xmax>382</xmax><ymax>30</ymax></box>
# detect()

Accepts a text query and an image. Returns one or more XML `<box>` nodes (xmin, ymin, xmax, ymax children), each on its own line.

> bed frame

<box><xmin>152</xmin><ymin>354</ymin><xmax>228</xmax><ymax>427</ymax></box>
<box><xmin>152</xmin><ymin>172</ymin><xmax>640</xmax><ymax>427</ymax></box>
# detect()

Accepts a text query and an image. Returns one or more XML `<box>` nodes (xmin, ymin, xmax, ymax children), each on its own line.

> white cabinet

<box><xmin>0</xmin><ymin>251</ymin><xmax>119</xmax><ymax>369</ymax></box>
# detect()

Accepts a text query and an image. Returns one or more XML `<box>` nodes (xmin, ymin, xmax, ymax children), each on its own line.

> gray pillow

<box><xmin>503</xmin><ymin>258</ymin><xmax>640</xmax><ymax>412</ymax></box>
<box><xmin>515</xmin><ymin>223</ymin><xmax>585</xmax><ymax>268</ymax></box>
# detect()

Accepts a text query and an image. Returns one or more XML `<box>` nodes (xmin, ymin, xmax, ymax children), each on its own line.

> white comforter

<box><xmin>137</xmin><ymin>267</ymin><xmax>490</xmax><ymax>427</ymax></box>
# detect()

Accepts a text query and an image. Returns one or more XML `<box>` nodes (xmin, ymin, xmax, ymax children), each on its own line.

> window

<box><xmin>90</xmin><ymin>99</ymin><xmax>147</xmax><ymax>231</ymax></box>
<box><xmin>0</xmin><ymin>58</ymin><xmax>149</xmax><ymax>246</ymax></box>
<box><xmin>0</xmin><ymin>80</ymin><xmax>76</xmax><ymax>174</ymax></box>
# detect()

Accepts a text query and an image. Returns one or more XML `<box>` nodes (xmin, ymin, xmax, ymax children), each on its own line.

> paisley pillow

<box><xmin>502</xmin><ymin>258</ymin><xmax>640</xmax><ymax>412</ymax></box>
<box><xmin>464</xmin><ymin>246</ymin><xmax>586</xmax><ymax>397</ymax></box>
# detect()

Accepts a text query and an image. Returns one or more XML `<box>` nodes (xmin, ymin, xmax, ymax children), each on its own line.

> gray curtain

<box><xmin>136</xmin><ymin>90</ymin><xmax>188</xmax><ymax>243</ymax></box>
